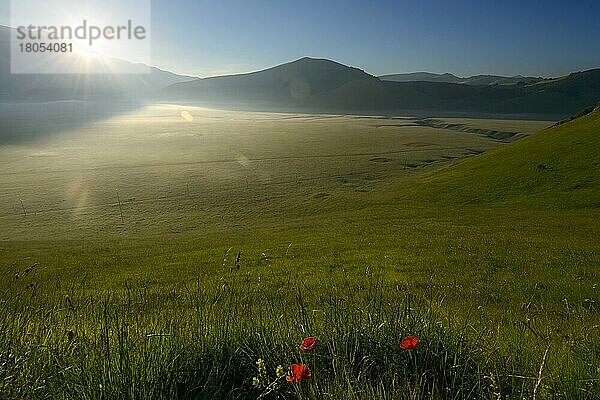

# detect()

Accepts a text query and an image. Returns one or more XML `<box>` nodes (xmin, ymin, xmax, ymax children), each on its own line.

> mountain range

<box><xmin>2</xmin><ymin>25</ymin><xmax>600</xmax><ymax>117</ymax></box>
<box><xmin>161</xmin><ymin>58</ymin><xmax>600</xmax><ymax>117</ymax></box>
<box><xmin>379</xmin><ymin>72</ymin><xmax>544</xmax><ymax>86</ymax></box>
<box><xmin>0</xmin><ymin>25</ymin><xmax>194</xmax><ymax>101</ymax></box>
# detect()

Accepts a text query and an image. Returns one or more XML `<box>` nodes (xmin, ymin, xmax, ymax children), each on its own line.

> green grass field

<box><xmin>1</xmin><ymin>104</ymin><xmax>598</xmax><ymax>399</ymax></box>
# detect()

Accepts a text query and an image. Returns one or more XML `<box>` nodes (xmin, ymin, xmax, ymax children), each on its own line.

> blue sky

<box><xmin>2</xmin><ymin>0</ymin><xmax>600</xmax><ymax>77</ymax></box>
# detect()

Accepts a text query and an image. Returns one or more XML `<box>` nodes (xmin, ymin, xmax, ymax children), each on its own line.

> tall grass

<box><xmin>1</xmin><ymin>263</ymin><xmax>596</xmax><ymax>399</ymax></box>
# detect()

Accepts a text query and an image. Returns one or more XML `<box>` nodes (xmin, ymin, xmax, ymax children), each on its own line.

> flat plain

<box><xmin>0</xmin><ymin>104</ymin><xmax>549</xmax><ymax>240</ymax></box>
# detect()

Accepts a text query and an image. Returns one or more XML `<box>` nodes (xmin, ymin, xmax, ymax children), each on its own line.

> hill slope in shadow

<box><xmin>162</xmin><ymin>57</ymin><xmax>600</xmax><ymax>117</ymax></box>
<box><xmin>161</xmin><ymin>57</ymin><xmax>384</xmax><ymax>110</ymax></box>
<box><xmin>379</xmin><ymin>72</ymin><xmax>544</xmax><ymax>86</ymax></box>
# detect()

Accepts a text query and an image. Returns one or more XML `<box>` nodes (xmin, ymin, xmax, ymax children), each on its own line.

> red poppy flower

<box><xmin>285</xmin><ymin>363</ymin><xmax>311</xmax><ymax>383</ymax></box>
<box><xmin>400</xmin><ymin>336</ymin><xmax>420</xmax><ymax>350</ymax></box>
<box><xmin>300</xmin><ymin>337</ymin><xmax>317</xmax><ymax>351</ymax></box>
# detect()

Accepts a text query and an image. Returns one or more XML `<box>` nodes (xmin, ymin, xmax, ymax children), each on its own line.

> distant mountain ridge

<box><xmin>160</xmin><ymin>57</ymin><xmax>385</xmax><ymax>109</ymax></box>
<box><xmin>379</xmin><ymin>72</ymin><xmax>545</xmax><ymax>86</ymax></box>
<box><xmin>2</xmin><ymin>24</ymin><xmax>600</xmax><ymax>117</ymax></box>
<box><xmin>0</xmin><ymin>25</ymin><xmax>195</xmax><ymax>101</ymax></box>
<box><xmin>379</xmin><ymin>72</ymin><xmax>463</xmax><ymax>84</ymax></box>
<box><xmin>161</xmin><ymin>58</ymin><xmax>600</xmax><ymax>117</ymax></box>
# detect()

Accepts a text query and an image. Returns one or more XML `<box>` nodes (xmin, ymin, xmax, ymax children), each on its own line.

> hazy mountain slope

<box><xmin>379</xmin><ymin>72</ymin><xmax>463</xmax><ymax>84</ymax></box>
<box><xmin>488</xmin><ymin>69</ymin><xmax>600</xmax><ymax>114</ymax></box>
<box><xmin>0</xmin><ymin>25</ymin><xmax>195</xmax><ymax>101</ymax></box>
<box><xmin>414</xmin><ymin>106</ymin><xmax>600</xmax><ymax>208</ymax></box>
<box><xmin>308</xmin><ymin>78</ymin><xmax>401</xmax><ymax>111</ymax></box>
<box><xmin>163</xmin><ymin>58</ymin><xmax>600</xmax><ymax>116</ymax></box>
<box><xmin>161</xmin><ymin>57</ymin><xmax>379</xmax><ymax>108</ymax></box>
<box><xmin>382</xmin><ymin>80</ymin><xmax>523</xmax><ymax>110</ymax></box>
<box><xmin>380</xmin><ymin>72</ymin><xmax>544</xmax><ymax>86</ymax></box>
<box><xmin>463</xmin><ymin>74</ymin><xmax>543</xmax><ymax>86</ymax></box>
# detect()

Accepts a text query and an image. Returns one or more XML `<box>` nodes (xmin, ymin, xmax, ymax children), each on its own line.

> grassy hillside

<box><xmin>415</xmin><ymin>106</ymin><xmax>600</xmax><ymax>208</ymax></box>
<box><xmin>0</xmin><ymin>107</ymin><xmax>597</xmax><ymax>399</ymax></box>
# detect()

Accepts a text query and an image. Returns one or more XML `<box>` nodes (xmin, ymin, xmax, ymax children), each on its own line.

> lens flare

<box><xmin>181</xmin><ymin>111</ymin><xmax>194</xmax><ymax>122</ymax></box>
